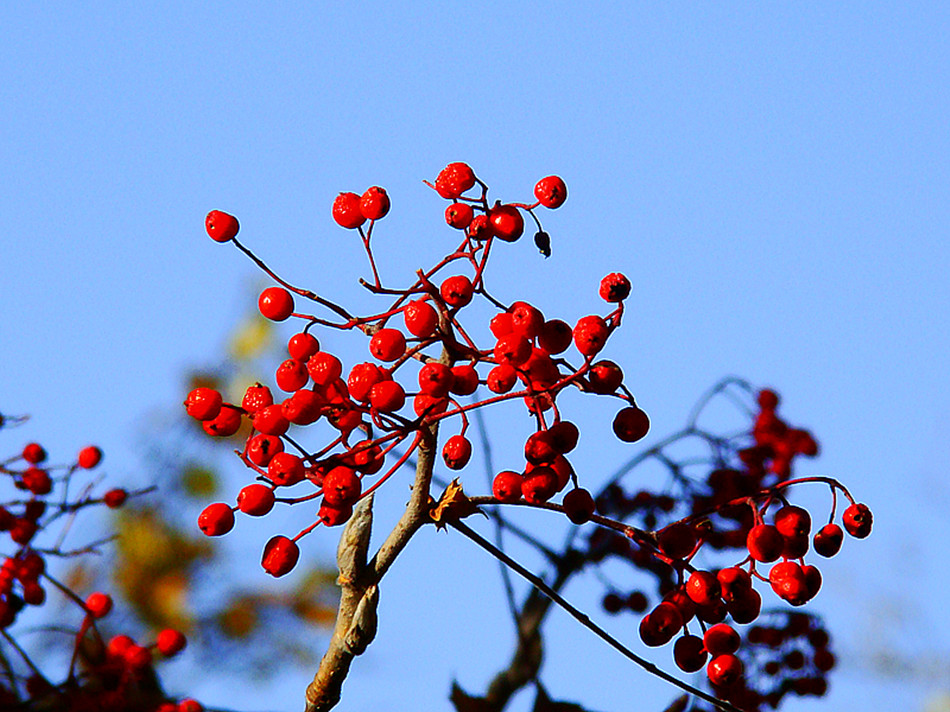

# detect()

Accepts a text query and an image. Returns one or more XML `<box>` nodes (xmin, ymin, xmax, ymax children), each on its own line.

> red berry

<box><xmin>307</xmin><ymin>352</ymin><xmax>343</xmax><ymax>386</ymax></box>
<box><xmin>124</xmin><ymin>644</ymin><xmax>152</xmax><ymax>670</ymax></box>
<box><xmin>85</xmin><ymin>592</ymin><xmax>113</xmax><ymax>619</ymax></box>
<box><xmin>769</xmin><ymin>560</ymin><xmax>810</xmax><ymax>605</ymax></box>
<box><xmin>267</xmin><ymin>452</ymin><xmax>305</xmax><ymax>487</ymax></box>
<box><xmin>813</xmin><ymin>523</ymin><xmax>844</xmax><ymax>557</ymax></box>
<box><xmin>774</xmin><ymin>505</ymin><xmax>812</xmax><ymax>538</ymax></box>
<box><xmin>657</xmin><ymin>523</ymin><xmax>697</xmax><ymax>559</ymax></box>
<box><xmin>547</xmin><ymin>421</ymin><xmax>579</xmax><ymax>454</ymax></box>
<box><xmin>242</xmin><ymin>383</ymin><xmax>274</xmax><ymax>415</ymax></box>
<box><xmin>178</xmin><ymin>700</ymin><xmax>203</xmax><ymax>712</ymax></box>
<box><xmin>449</xmin><ymin>365</ymin><xmax>479</xmax><ymax>396</ymax></box>
<box><xmin>104</xmin><ymin>488</ymin><xmax>127</xmax><ymax>508</ymax></box>
<box><xmin>842</xmin><ymin>502</ymin><xmax>873</xmax><ymax>538</ymax></box>
<box><xmin>237</xmin><ymin>483</ymin><xmax>276</xmax><ymax>516</ymax></box>
<box><xmin>467</xmin><ymin>213</ymin><xmax>494</xmax><ymax>240</ymax></box>
<box><xmin>488</xmin><ymin>204</ymin><xmax>524</xmax><ymax>242</ymax></box>
<box><xmin>639</xmin><ymin>602</ymin><xmax>683</xmax><ymax>647</ymax></box>
<box><xmin>202</xmin><ymin>406</ymin><xmax>242</xmax><ymax>437</ymax></box>
<box><xmin>686</xmin><ymin>570</ymin><xmax>722</xmax><ymax>607</ymax></box>
<box><xmin>369</xmin><ymin>328</ymin><xmax>406</xmax><ymax>362</ymax></box>
<box><xmin>442</xmin><ymin>435</ymin><xmax>472</xmax><ymax>470</ymax></box>
<box><xmin>490</xmin><ymin>472</ymin><xmax>521</xmax><ymax>502</ymax></box>
<box><xmin>332</xmin><ymin>192</ymin><xmax>366</xmax><ymax>229</ymax></box>
<box><xmin>106</xmin><ymin>634</ymin><xmax>134</xmax><ymax>658</ymax></box>
<box><xmin>359</xmin><ymin>186</ymin><xmax>390</xmax><ymax>221</ymax></box>
<box><xmin>726</xmin><ymin>587</ymin><xmax>762</xmax><ymax>624</ymax></box>
<box><xmin>599</xmin><ymin>273</ymin><xmax>631</xmax><ymax>302</ymax></box>
<box><xmin>22</xmin><ymin>443</ymin><xmax>46</xmax><ymax>464</ymax></box>
<box><xmin>486</xmin><ymin>364</ymin><xmax>517</xmax><ymax>394</ymax></box>
<box><xmin>413</xmin><ymin>393</ymin><xmax>449</xmax><ymax>417</ymax></box>
<box><xmin>345</xmin><ymin>440</ymin><xmax>385</xmax><ymax>475</ymax></box>
<box><xmin>258</xmin><ymin>286</ymin><xmax>295</xmax><ymax>322</ymax></box>
<box><xmin>746</xmin><ymin>524</ymin><xmax>784</xmax><ymax>563</ymax></box>
<box><xmin>369</xmin><ymin>380</ymin><xmax>406</xmax><ymax>412</ymax></box>
<box><xmin>252</xmin><ymin>405</ymin><xmax>289</xmax><ymax>436</ymax></box>
<box><xmin>521</xmin><ymin>466</ymin><xmax>558</xmax><ymax>504</ymax></box>
<box><xmin>198</xmin><ymin>503</ymin><xmax>235</xmax><ymax>536</ymax></box>
<box><xmin>77</xmin><ymin>445</ymin><xmax>103</xmax><ymax>469</ymax></box>
<box><xmin>22</xmin><ymin>467</ymin><xmax>52</xmax><ymax>495</ymax></box>
<box><xmin>445</xmin><ymin>202</ymin><xmax>474</xmax><ymax>229</ymax></box>
<box><xmin>562</xmin><ymin>488</ymin><xmax>595</xmax><ymax>524</ymax></box>
<box><xmin>246</xmin><ymin>433</ymin><xmax>284</xmax><ymax>466</ymax></box>
<box><xmin>587</xmin><ymin>360</ymin><xmax>624</xmax><ymax>394</ymax></box>
<box><xmin>275</xmin><ymin>358</ymin><xmax>309</xmax><ymax>392</ymax></box>
<box><xmin>418</xmin><ymin>362</ymin><xmax>454</xmax><ymax>398</ymax></box>
<box><xmin>318</xmin><ymin>501</ymin><xmax>353</xmax><ymax>527</ymax></box>
<box><xmin>281</xmin><ymin>389</ymin><xmax>322</xmax><ymax>425</ymax></box>
<box><xmin>261</xmin><ymin>535</ymin><xmax>299</xmax><ymax>577</ymax></box>
<box><xmin>612</xmin><ymin>406</ymin><xmax>650</xmax><ymax>443</ymax></box>
<box><xmin>707</xmin><ymin>654</ymin><xmax>743</xmax><ymax>688</ymax></box>
<box><xmin>322</xmin><ymin>466</ymin><xmax>361</xmax><ymax>507</ymax></box>
<box><xmin>156</xmin><ymin>628</ymin><xmax>187</xmax><ymax>657</ymax></box>
<box><xmin>440</xmin><ymin>275</ymin><xmax>474</xmax><ymax>308</ymax></box>
<box><xmin>494</xmin><ymin>333</ymin><xmax>532</xmax><ymax>366</ymax></box>
<box><xmin>538</xmin><ymin>319</ymin><xmax>573</xmax><ymax>354</ymax></box>
<box><xmin>674</xmin><ymin>634</ymin><xmax>708</xmax><ymax>673</ymax></box>
<box><xmin>703</xmin><ymin>623</ymin><xmax>741</xmax><ymax>655</ymax></box>
<box><xmin>534</xmin><ymin>175</ymin><xmax>567</xmax><ymax>209</ymax></box>
<box><xmin>572</xmin><ymin>315</ymin><xmax>609</xmax><ymax>356</ymax></box>
<box><xmin>184</xmin><ymin>387</ymin><xmax>223</xmax><ymax>421</ymax></box>
<box><xmin>347</xmin><ymin>362</ymin><xmax>386</xmax><ymax>402</ymax></box>
<box><xmin>524</xmin><ymin>430</ymin><xmax>558</xmax><ymax>465</ymax></box>
<box><xmin>509</xmin><ymin>302</ymin><xmax>544</xmax><ymax>339</ymax></box>
<box><xmin>434</xmin><ymin>162</ymin><xmax>476</xmax><ymax>199</ymax></box>
<box><xmin>287</xmin><ymin>332</ymin><xmax>320</xmax><ymax>361</ymax></box>
<box><xmin>757</xmin><ymin>388</ymin><xmax>780</xmax><ymax>410</ymax></box>
<box><xmin>205</xmin><ymin>210</ymin><xmax>239</xmax><ymax>243</ymax></box>
<box><xmin>403</xmin><ymin>299</ymin><xmax>439</xmax><ymax>337</ymax></box>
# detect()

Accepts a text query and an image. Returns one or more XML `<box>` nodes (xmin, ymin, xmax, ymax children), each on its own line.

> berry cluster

<box><xmin>195</xmin><ymin>163</ymin><xmax>648</xmax><ymax>577</ymax></box>
<box><xmin>586</xmin><ymin>383</ymin><xmax>870</xmax><ymax>708</ymax></box>
<box><xmin>0</xmin><ymin>413</ymin><xmax>200</xmax><ymax>711</ymax></box>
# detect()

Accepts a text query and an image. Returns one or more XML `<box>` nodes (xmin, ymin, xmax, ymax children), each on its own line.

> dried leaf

<box><xmin>429</xmin><ymin>479</ymin><xmax>483</xmax><ymax>530</ymax></box>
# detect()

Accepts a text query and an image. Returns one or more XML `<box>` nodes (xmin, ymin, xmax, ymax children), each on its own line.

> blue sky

<box><xmin>2</xmin><ymin>3</ymin><xmax>948</xmax><ymax>711</ymax></box>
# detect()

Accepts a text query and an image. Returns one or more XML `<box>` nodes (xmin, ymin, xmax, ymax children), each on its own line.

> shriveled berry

<box><xmin>359</xmin><ymin>186</ymin><xmax>390</xmax><ymax>221</ymax></box>
<box><xmin>198</xmin><ymin>503</ymin><xmax>235</xmax><ymax>536</ymax></box>
<box><xmin>261</xmin><ymin>535</ymin><xmax>299</xmax><ymax>577</ymax></box>
<box><xmin>258</xmin><ymin>287</ymin><xmax>295</xmax><ymax>321</ymax></box>
<box><xmin>332</xmin><ymin>192</ymin><xmax>366</xmax><ymax>229</ymax></box>
<box><xmin>534</xmin><ymin>175</ymin><xmax>567</xmax><ymax>209</ymax></box>
<box><xmin>205</xmin><ymin>210</ymin><xmax>239</xmax><ymax>243</ymax></box>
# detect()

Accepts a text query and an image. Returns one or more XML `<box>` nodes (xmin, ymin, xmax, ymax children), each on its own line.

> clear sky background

<box><xmin>2</xmin><ymin>3</ymin><xmax>948</xmax><ymax>712</ymax></box>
